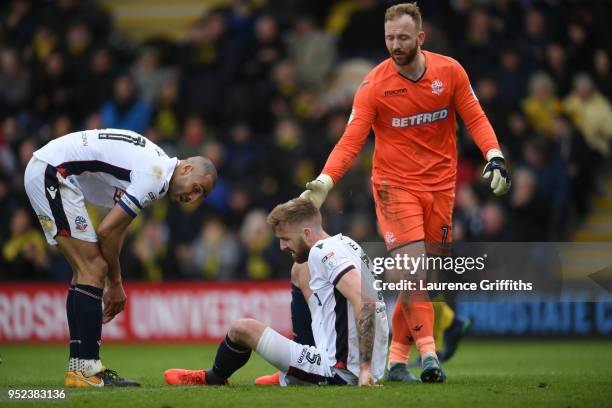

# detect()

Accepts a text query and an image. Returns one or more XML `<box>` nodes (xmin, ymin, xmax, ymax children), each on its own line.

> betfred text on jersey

<box><xmin>391</xmin><ymin>107</ymin><xmax>449</xmax><ymax>128</ymax></box>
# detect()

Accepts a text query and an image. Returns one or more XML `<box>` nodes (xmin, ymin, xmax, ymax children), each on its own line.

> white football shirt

<box><xmin>307</xmin><ymin>234</ymin><xmax>389</xmax><ymax>381</ymax></box>
<box><xmin>33</xmin><ymin>129</ymin><xmax>178</xmax><ymax>217</ymax></box>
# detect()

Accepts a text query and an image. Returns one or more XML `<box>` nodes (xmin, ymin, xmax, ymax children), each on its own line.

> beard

<box><xmin>390</xmin><ymin>43</ymin><xmax>419</xmax><ymax>66</ymax></box>
<box><xmin>291</xmin><ymin>239</ymin><xmax>311</xmax><ymax>264</ymax></box>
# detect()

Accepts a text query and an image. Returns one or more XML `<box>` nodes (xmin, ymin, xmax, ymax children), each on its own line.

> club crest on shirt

<box><xmin>431</xmin><ymin>79</ymin><xmax>445</xmax><ymax>95</ymax></box>
<box><xmin>385</xmin><ymin>231</ymin><xmax>396</xmax><ymax>245</ymax></box>
<box><xmin>74</xmin><ymin>216</ymin><xmax>88</xmax><ymax>232</ymax></box>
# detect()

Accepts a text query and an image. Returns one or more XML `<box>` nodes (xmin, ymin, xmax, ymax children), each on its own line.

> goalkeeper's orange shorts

<box><xmin>372</xmin><ymin>183</ymin><xmax>454</xmax><ymax>251</ymax></box>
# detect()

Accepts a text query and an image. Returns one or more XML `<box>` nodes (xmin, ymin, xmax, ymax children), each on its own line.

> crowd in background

<box><xmin>1</xmin><ymin>0</ymin><xmax>612</xmax><ymax>281</ymax></box>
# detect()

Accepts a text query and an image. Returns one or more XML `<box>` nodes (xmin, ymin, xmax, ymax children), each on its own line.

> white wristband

<box><xmin>486</xmin><ymin>148</ymin><xmax>504</xmax><ymax>161</ymax></box>
<box><xmin>316</xmin><ymin>173</ymin><xmax>334</xmax><ymax>189</ymax></box>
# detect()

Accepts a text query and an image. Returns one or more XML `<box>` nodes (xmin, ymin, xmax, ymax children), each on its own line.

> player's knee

<box><xmin>229</xmin><ymin>318</ymin><xmax>257</xmax><ymax>344</ymax></box>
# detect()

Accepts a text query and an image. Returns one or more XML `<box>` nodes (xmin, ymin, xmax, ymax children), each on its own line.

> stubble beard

<box><xmin>292</xmin><ymin>239</ymin><xmax>310</xmax><ymax>264</ymax></box>
<box><xmin>391</xmin><ymin>43</ymin><xmax>419</xmax><ymax>66</ymax></box>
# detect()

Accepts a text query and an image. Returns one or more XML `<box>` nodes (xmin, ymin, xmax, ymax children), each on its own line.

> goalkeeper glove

<box><xmin>482</xmin><ymin>150</ymin><xmax>511</xmax><ymax>196</ymax></box>
<box><xmin>300</xmin><ymin>174</ymin><xmax>334</xmax><ymax>209</ymax></box>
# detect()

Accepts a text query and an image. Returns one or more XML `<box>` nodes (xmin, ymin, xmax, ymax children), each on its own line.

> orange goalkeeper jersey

<box><xmin>322</xmin><ymin>51</ymin><xmax>500</xmax><ymax>191</ymax></box>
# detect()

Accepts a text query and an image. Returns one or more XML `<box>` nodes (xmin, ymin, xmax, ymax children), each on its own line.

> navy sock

<box><xmin>207</xmin><ymin>335</ymin><xmax>251</xmax><ymax>384</ymax></box>
<box><xmin>67</xmin><ymin>285</ymin><xmax>79</xmax><ymax>360</ymax></box>
<box><xmin>291</xmin><ymin>283</ymin><xmax>314</xmax><ymax>346</ymax></box>
<box><xmin>73</xmin><ymin>284</ymin><xmax>103</xmax><ymax>360</ymax></box>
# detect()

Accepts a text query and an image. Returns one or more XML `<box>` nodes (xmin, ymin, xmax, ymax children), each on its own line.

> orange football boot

<box><xmin>254</xmin><ymin>371</ymin><xmax>280</xmax><ymax>385</ymax></box>
<box><xmin>164</xmin><ymin>369</ymin><xmax>230</xmax><ymax>386</ymax></box>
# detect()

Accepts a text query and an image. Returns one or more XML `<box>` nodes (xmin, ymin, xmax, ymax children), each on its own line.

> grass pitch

<box><xmin>0</xmin><ymin>340</ymin><xmax>611</xmax><ymax>408</ymax></box>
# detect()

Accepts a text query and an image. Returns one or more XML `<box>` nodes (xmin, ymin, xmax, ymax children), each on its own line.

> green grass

<box><xmin>1</xmin><ymin>340</ymin><xmax>611</xmax><ymax>407</ymax></box>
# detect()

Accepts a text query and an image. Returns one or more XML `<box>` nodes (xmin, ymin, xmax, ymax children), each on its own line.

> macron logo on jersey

<box><xmin>391</xmin><ymin>107</ymin><xmax>449</xmax><ymax>128</ymax></box>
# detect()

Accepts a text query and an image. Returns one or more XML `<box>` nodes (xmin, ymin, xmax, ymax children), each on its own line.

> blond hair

<box><xmin>385</xmin><ymin>2</ymin><xmax>422</xmax><ymax>30</ymax></box>
<box><xmin>267</xmin><ymin>198</ymin><xmax>320</xmax><ymax>228</ymax></box>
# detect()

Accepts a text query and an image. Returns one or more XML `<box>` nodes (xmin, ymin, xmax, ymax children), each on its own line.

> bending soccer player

<box><xmin>24</xmin><ymin>129</ymin><xmax>217</xmax><ymax>387</ymax></box>
<box><xmin>164</xmin><ymin>198</ymin><xmax>389</xmax><ymax>386</ymax></box>
<box><xmin>301</xmin><ymin>3</ymin><xmax>510</xmax><ymax>383</ymax></box>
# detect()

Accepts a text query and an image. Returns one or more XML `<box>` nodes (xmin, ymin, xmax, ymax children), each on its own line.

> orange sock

<box><xmin>398</xmin><ymin>300</ymin><xmax>436</xmax><ymax>358</ymax></box>
<box><xmin>389</xmin><ymin>300</ymin><xmax>413</xmax><ymax>364</ymax></box>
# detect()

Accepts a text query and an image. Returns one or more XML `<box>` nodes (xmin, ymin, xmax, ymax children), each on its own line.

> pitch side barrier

<box><xmin>0</xmin><ymin>281</ymin><xmax>292</xmax><ymax>343</ymax></box>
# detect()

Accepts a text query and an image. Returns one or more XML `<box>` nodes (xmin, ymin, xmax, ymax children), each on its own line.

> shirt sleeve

<box><xmin>321</xmin><ymin>78</ymin><xmax>377</xmax><ymax>184</ymax></box>
<box><xmin>308</xmin><ymin>242</ymin><xmax>356</xmax><ymax>286</ymax></box>
<box><xmin>452</xmin><ymin>60</ymin><xmax>501</xmax><ymax>159</ymax></box>
<box><xmin>118</xmin><ymin>171</ymin><xmax>162</xmax><ymax>218</ymax></box>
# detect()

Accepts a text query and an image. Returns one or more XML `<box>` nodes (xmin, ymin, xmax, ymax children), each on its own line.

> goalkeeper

<box><xmin>301</xmin><ymin>3</ymin><xmax>510</xmax><ymax>383</ymax></box>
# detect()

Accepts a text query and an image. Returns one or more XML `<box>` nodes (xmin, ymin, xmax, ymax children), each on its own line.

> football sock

<box><xmin>401</xmin><ymin>300</ymin><xmax>436</xmax><ymax>357</ymax></box>
<box><xmin>207</xmin><ymin>335</ymin><xmax>252</xmax><ymax>384</ymax></box>
<box><xmin>67</xmin><ymin>284</ymin><xmax>80</xmax><ymax>372</ymax></box>
<box><xmin>81</xmin><ymin>359</ymin><xmax>104</xmax><ymax>377</ymax></box>
<box><xmin>389</xmin><ymin>299</ymin><xmax>413</xmax><ymax>365</ymax></box>
<box><xmin>291</xmin><ymin>283</ymin><xmax>314</xmax><ymax>346</ymax></box>
<box><xmin>73</xmin><ymin>284</ymin><xmax>103</xmax><ymax>363</ymax></box>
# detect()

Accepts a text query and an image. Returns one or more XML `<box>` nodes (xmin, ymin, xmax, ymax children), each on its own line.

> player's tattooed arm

<box><xmin>357</xmin><ymin>302</ymin><xmax>376</xmax><ymax>365</ymax></box>
<box><xmin>335</xmin><ymin>267</ymin><xmax>376</xmax><ymax>368</ymax></box>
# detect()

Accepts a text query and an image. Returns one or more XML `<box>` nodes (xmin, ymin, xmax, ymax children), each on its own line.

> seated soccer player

<box><xmin>164</xmin><ymin>198</ymin><xmax>389</xmax><ymax>386</ymax></box>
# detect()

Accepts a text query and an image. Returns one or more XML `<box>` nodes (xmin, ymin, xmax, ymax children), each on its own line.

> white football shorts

<box><xmin>24</xmin><ymin>156</ymin><xmax>97</xmax><ymax>245</ymax></box>
<box><xmin>256</xmin><ymin>327</ymin><xmax>357</xmax><ymax>386</ymax></box>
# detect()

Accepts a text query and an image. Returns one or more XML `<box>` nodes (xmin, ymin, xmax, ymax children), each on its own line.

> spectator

<box><xmin>2</xmin><ymin>0</ymin><xmax>36</xmax><ymax>50</ymax></box>
<box><xmin>563</xmin><ymin>73</ymin><xmax>612</xmax><ymax>158</ymax></box>
<box><xmin>0</xmin><ymin>48</ymin><xmax>31</xmax><ymax>114</ymax></box>
<box><xmin>129</xmin><ymin>219</ymin><xmax>169</xmax><ymax>281</ymax></box>
<box><xmin>521</xmin><ymin>71</ymin><xmax>563</xmax><ymax>137</ymax></box>
<box><xmin>32</xmin><ymin>51</ymin><xmax>76</xmax><ymax>118</ymax></box>
<box><xmin>458</xmin><ymin>8</ymin><xmax>497</xmax><ymax>80</ymax></box>
<box><xmin>592</xmin><ymin>49</ymin><xmax>612</xmax><ymax>100</ymax></box>
<box><xmin>131</xmin><ymin>47</ymin><xmax>171</xmax><ymax>104</ymax></box>
<box><xmin>544</xmin><ymin>43</ymin><xmax>572</xmax><ymax>97</ymax></box>
<box><xmin>286</xmin><ymin>16</ymin><xmax>336</xmax><ymax>90</ymax></box>
<box><xmin>175</xmin><ymin>113</ymin><xmax>209</xmax><ymax>159</ymax></box>
<box><xmin>338</xmin><ymin>0</ymin><xmax>385</xmax><ymax>60</ymax></box>
<box><xmin>551</xmin><ymin>114</ymin><xmax>599</xmax><ymax>219</ymax></box>
<box><xmin>496</xmin><ymin>47</ymin><xmax>531</xmax><ymax>108</ymax></box>
<box><xmin>520</xmin><ymin>9</ymin><xmax>549</xmax><ymax>65</ymax></box>
<box><xmin>64</xmin><ymin>22</ymin><xmax>93</xmax><ymax>77</ymax></box>
<box><xmin>521</xmin><ymin>138</ymin><xmax>571</xmax><ymax>240</ymax></box>
<box><xmin>239</xmin><ymin>14</ymin><xmax>285</xmax><ymax>82</ymax></box>
<box><xmin>78</xmin><ymin>47</ymin><xmax>115</xmax><ymax>117</ymax></box>
<box><xmin>239</xmin><ymin>209</ymin><xmax>283</xmax><ymax>279</ymax></box>
<box><xmin>100</xmin><ymin>73</ymin><xmax>152</xmax><ymax>133</ymax></box>
<box><xmin>508</xmin><ymin>167</ymin><xmax>548</xmax><ymax>241</ymax></box>
<box><xmin>2</xmin><ymin>208</ymin><xmax>48</xmax><ymax>280</ymax></box>
<box><xmin>151</xmin><ymin>78</ymin><xmax>182</xmax><ymax>142</ymax></box>
<box><xmin>474</xmin><ymin>200</ymin><xmax>512</xmax><ymax>241</ymax></box>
